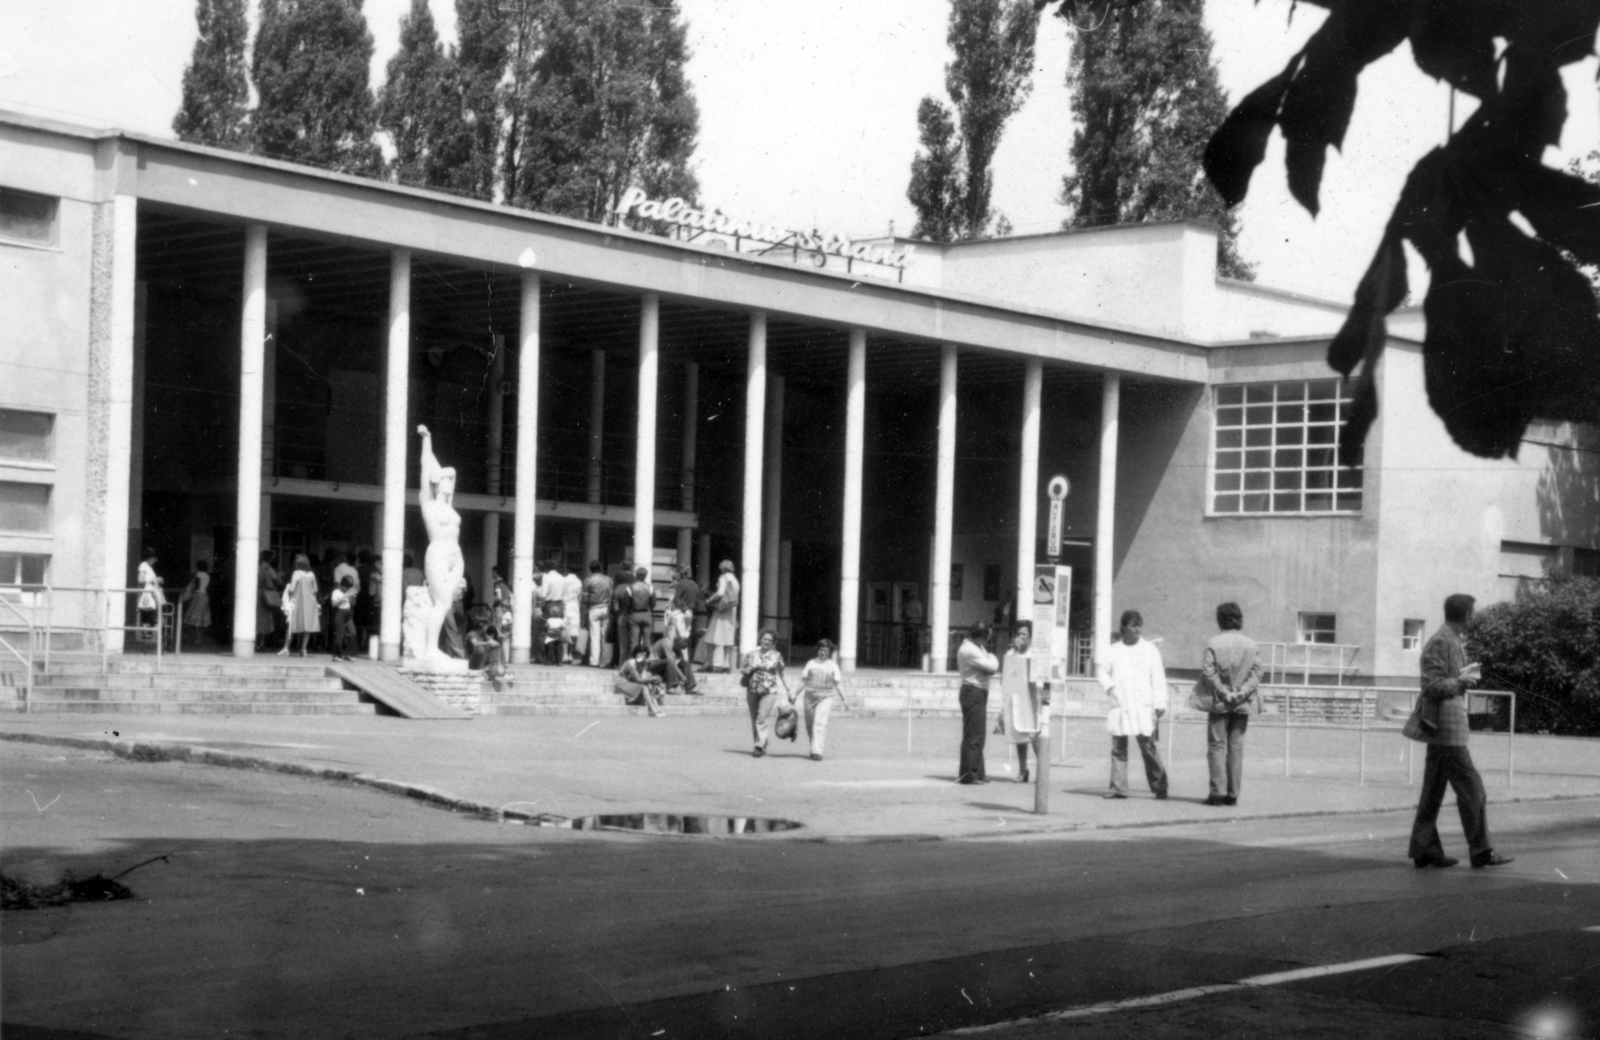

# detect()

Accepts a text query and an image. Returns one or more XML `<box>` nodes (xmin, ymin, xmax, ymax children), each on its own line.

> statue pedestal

<box><xmin>401</xmin><ymin>587</ymin><xmax>430</xmax><ymax>662</ymax></box>
<box><xmin>400</xmin><ymin>668</ymin><xmax>484</xmax><ymax>714</ymax></box>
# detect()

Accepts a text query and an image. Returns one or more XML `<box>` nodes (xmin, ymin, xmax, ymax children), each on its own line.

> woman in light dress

<box><xmin>704</xmin><ymin>559</ymin><xmax>740</xmax><ymax>672</ymax></box>
<box><xmin>997</xmin><ymin>625</ymin><xmax>1050</xmax><ymax>783</ymax></box>
<box><xmin>279</xmin><ymin>554</ymin><xmax>320</xmax><ymax>657</ymax></box>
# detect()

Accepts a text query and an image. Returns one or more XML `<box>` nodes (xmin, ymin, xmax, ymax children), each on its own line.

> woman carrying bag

<box><xmin>742</xmin><ymin>627</ymin><xmax>791</xmax><ymax>757</ymax></box>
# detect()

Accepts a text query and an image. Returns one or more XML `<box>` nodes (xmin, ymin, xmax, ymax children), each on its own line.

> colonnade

<box><xmin>226</xmin><ymin>226</ymin><xmax>1123</xmax><ymax>672</ymax></box>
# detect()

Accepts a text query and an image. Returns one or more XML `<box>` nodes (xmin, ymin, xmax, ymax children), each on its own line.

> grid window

<box><xmin>0</xmin><ymin>481</ymin><xmax>50</xmax><ymax>533</ymax></box>
<box><xmin>0</xmin><ymin>410</ymin><xmax>54</xmax><ymax>464</ymax></box>
<box><xmin>1402</xmin><ymin>618</ymin><xmax>1425</xmax><ymax>651</ymax></box>
<box><xmin>1211</xmin><ymin>381</ymin><xmax>1363</xmax><ymax>515</ymax></box>
<box><xmin>1298</xmin><ymin>612</ymin><xmax>1337</xmax><ymax>645</ymax></box>
<box><xmin>0</xmin><ymin>552</ymin><xmax>49</xmax><ymax>585</ymax></box>
<box><xmin>0</xmin><ymin>188</ymin><xmax>59</xmax><ymax>247</ymax></box>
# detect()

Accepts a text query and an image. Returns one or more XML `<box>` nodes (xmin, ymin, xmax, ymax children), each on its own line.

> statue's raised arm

<box><xmin>417</xmin><ymin>424</ymin><xmax>443</xmax><ymax>505</ymax></box>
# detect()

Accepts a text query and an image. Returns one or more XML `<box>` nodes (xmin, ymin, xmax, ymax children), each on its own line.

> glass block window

<box><xmin>0</xmin><ymin>481</ymin><xmax>50</xmax><ymax>533</ymax></box>
<box><xmin>0</xmin><ymin>552</ymin><xmax>49</xmax><ymax>585</ymax></box>
<box><xmin>0</xmin><ymin>188</ymin><xmax>59</xmax><ymax>247</ymax></box>
<box><xmin>0</xmin><ymin>410</ymin><xmax>53</xmax><ymax>464</ymax></box>
<box><xmin>1211</xmin><ymin>381</ymin><xmax>1364</xmax><ymax>515</ymax></box>
<box><xmin>1402</xmin><ymin>618</ymin><xmax>1425</xmax><ymax>651</ymax></box>
<box><xmin>1298</xmin><ymin>612</ymin><xmax>1337</xmax><ymax>645</ymax></box>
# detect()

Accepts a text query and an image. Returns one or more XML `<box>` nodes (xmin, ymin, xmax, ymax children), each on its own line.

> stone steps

<box><xmin>33</xmin><ymin>673</ymin><xmax>348</xmax><ymax>691</ymax></box>
<box><xmin>29</xmin><ymin>687</ymin><xmax>366</xmax><ymax>704</ymax></box>
<box><xmin>13</xmin><ymin>700</ymin><xmax>377</xmax><ymax>715</ymax></box>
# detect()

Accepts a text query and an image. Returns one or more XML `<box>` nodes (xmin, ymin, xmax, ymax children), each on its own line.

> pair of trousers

<box><xmin>802</xmin><ymin>692</ymin><xmax>835</xmax><ymax>755</ymax></box>
<box><xmin>1408</xmin><ymin>743</ymin><xmax>1492</xmax><ymax>861</ymax></box>
<box><xmin>958</xmin><ymin>684</ymin><xmax>989</xmax><ymax>782</ymax></box>
<box><xmin>587</xmin><ymin>611</ymin><xmax>612</xmax><ymax>667</ymax></box>
<box><xmin>748</xmin><ymin>688</ymin><xmax>780</xmax><ymax>747</ymax></box>
<box><xmin>646</xmin><ymin>656</ymin><xmax>684</xmax><ymax>690</ymax></box>
<box><xmin>1110</xmin><ymin>732</ymin><xmax>1167</xmax><ymax>795</ymax></box>
<box><xmin>1207</xmin><ymin>713</ymin><xmax>1249</xmax><ymax>798</ymax></box>
<box><xmin>620</xmin><ymin>612</ymin><xmax>653</xmax><ymax>662</ymax></box>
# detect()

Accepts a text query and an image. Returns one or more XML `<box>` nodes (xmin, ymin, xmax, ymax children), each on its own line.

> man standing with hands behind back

<box><xmin>1193</xmin><ymin>602</ymin><xmax>1262</xmax><ymax>807</ymax></box>
<box><xmin>1405</xmin><ymin>593</ymin><xmax>1513</xmax><ymax>870</ymax></box>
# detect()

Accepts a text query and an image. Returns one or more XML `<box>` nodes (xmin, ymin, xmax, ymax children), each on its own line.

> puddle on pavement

<box><xmin>527</xmin><ymin>813</ymin><xmax>803</xmax><ymax>835</ymax></box>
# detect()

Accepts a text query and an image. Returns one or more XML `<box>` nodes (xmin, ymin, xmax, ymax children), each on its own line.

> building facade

<box><xmin>2</xmin><ymin>109</ymin><xmax>1595</xmax><ymax>684</ymax></box>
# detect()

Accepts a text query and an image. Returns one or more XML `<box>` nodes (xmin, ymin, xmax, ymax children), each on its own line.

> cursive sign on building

<box><xmin>615</xmin><ymin>187</ymin><xmax>914</xmax><ymax>271</ymax></box>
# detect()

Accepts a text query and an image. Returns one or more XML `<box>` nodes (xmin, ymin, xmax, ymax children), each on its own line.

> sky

<box><xmin>1</xmin><ymin>0</ymin><xmax>1595</xmax><ymax>302</ymax></box>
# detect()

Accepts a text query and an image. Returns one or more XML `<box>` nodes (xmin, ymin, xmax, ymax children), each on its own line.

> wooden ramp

<box><xmin>327</xmin><ymin>661</ymin><xmax>473</xmax><ymax>720</ymax></box>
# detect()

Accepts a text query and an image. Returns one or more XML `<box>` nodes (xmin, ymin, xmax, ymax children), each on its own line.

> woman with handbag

<box><xmin>256</xmin><ymin>550</ymin><xmax>282</xmax><ymax>652</ymax></box>
<box><xmin>704</xmin><ymin>559</ymin><xmax>740</xmax><ymax>672</ymax></box>
<box><xmin>742</xmin><ymin>627</ymin><xmax>791</xmax><ymax>757</ymax></box>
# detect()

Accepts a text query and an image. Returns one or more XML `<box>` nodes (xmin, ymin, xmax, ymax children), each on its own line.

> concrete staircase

<box><xmin>5</xmin><ymin>656</ymin><xmax>376</xmax><ymax>715</ymax></box>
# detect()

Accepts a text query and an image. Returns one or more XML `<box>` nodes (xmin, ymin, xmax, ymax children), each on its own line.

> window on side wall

<box><xmin>1210</xmin><ymin>380</ymin><xmax>1363</xmax><ymax>516</ymax></box>
<box><xmin>1402</xmin><ymin>618</ymin><xmax>1425</xmax><ymax>651</ymax></box>
<box><xmin>0</xmin><ymin>188</ymin><xmax>60</xmax><ymax>248</ymax></box>
<box><xmin>0</xmin><ymin>552</ymin><xmax>49</xmax><ymax>586</ymax></box>
<box><xmin>0</xmin><ymin>410</ymin><xmax>54</xmax><ymax>464</ymax></box>
<box><xmin>1297</xmin><ymin>612</ymin><xmax>1337</xmax><ymax>644</ymax></box>
<box><xmin>0</xmin><ymin>481</ymin><xmax>50</xmax><ymax>534</ymax></box>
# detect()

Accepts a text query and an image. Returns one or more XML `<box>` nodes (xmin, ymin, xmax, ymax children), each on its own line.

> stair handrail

<box><xmin>0</xmin><ymin>591</ymin><xmax>37</xmax><ymax>714</ymax></box>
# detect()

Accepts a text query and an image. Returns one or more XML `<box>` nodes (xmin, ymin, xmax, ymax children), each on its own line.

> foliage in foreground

<box><xmin>1468</xmin><ymin>578</ymin><xmax>1600</xmax><ymax>735</ymax></box>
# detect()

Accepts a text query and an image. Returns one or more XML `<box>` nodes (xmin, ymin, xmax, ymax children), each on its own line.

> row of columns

<box><xmin>226</xmin><ymin>226</ymin><xmax>1122</xmax><ymax>673</ymax></box>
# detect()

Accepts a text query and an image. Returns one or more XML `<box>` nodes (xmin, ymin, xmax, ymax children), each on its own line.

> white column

<box><xmin>679</xmin><ymin>361</ymin><xmax>699</xmax><ymax>571</ymax></box>
<box><xmin>482</xmin><ymin>334</ymin><xmax>507</xmax><ymax>593</ymax></box>
<box><xmin>930</xmin><ymin>344</ymin><xmax>957</xmax><ymax>671</ymax></box>
<box><xmin>584</xmin><ymin>349</ymin><xmax>605</xmax><ymax>566</ymax></box>
<box><xmin>378</xmin><ymin>249</ymin><xmax>411</xmax><ymax>662</ymax></box>
<box><xmin>1016</xmin><ymin>359</ymin><xmax>1042</xmax><ymax>624</ymax></box>
<box><xmin>839</xmin><ymin>329</ymin><xmax>866</xmax><ymax>671</ymax></box>
<box><xmin>739</xmin><ymin>312</ymin><xmax>766</xmax><ymax>654</ymax></box>
<box><xmin>633</xmin><ymin>295</ymin><xmax>660</xmax><ymax>570</ymax></box>
<box><xmin>511</xmin><ymin>274</ymin><xmax>541</xmax><ymax>663</ymax></box>
<box><xmin>1094</xmin><ymin>373</ymin><xmax>1121</xmax><ymax>666</ymax></box>
<box><xmin>230</xmin><ymin>226</ymin><xmax>267</xmax><ymax>656</ymax></box>
<box><xmin>760</xmin><ymin>375</ymin><xmax>784</xmax><ymax>627</ymax></box>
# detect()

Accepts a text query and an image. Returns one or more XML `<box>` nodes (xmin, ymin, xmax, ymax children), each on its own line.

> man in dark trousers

<box><xmin>1405</xmin><ymin>593</ymin><xmax>1513</xmax><ymax>869</ymax></box>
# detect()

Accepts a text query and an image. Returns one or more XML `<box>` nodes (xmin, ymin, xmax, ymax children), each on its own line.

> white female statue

<box><xmin>416</xmin><ymin>424</ymin><xmax>466</xmax><ymax>670</ymax></box>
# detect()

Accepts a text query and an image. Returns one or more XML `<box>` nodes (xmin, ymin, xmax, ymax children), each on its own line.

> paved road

<box><xmin>3</xmin><ymin>738</ymin><xmax>1597</xmax><ymax>1039</ymax></box>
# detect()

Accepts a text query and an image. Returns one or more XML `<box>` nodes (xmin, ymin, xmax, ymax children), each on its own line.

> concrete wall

<box><xmin>0</xmin><ymin>127</ymin><xmax>99</xmax><ymax>627</ymax></box>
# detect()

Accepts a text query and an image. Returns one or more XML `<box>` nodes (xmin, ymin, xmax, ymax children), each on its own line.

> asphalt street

<box><xmin>3</xmin><ymin>735</ymin><xmax>1599</xmax><ymax>1040</ymax></box>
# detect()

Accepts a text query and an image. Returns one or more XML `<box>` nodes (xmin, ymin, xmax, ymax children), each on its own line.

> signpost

<box><xmin>1033</xmin><ymin>476</ymin><xmax>1072</xmax><ymax>814</ymax></box>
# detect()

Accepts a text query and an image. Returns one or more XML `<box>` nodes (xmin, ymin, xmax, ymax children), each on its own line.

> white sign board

<box><xmin>1030</xmin><ymin>564</ymin><xmax>1072</xmax><ymax>682</ymax></box>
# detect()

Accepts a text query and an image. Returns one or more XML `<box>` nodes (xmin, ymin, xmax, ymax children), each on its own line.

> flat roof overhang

<box><xmin>105</xmin><ymin>132</ymin><xmax>1208</xmax><ymax>385</ymax></box>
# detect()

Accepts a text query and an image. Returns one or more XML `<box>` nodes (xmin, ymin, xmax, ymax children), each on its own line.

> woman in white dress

<box><xmin>136</xmin><ymin>549</ymin><xmax>164</xmax><ymax>650</ymax></box>
<box><xmin>998</xmin><ymin>625</ymin><xmax>1050</xmax><ymax>783</ymax></box>
<box><xmin>1096</xmin><ymin>610</ymin><xmax>1170</xmax><ymax>800</ymax></box>
<box><xmin>704</xmin><ymin>559</ymin><xmax>740</xmax><ymax>672</ymax></box>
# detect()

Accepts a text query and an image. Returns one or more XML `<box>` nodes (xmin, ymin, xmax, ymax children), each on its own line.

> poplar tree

<box><xmin>172</xmin><ymin>0</ymin><xmax>252</xmax><ymax>149</ymax></box>
<box><xmin>1055</xmin><ymin>0</ymin><xmax>1253</xmax><ymax>279</ymax></box>
<box><xmin>377</xmin><ymin>0</ymin><xmax>473</xmax><ymax>193</ymax></box>
<box><xmin>252</xmin><ymin>0</ymin><xmax>385</xmax><ymax>177</ymax></box>
<box><xmin>510</xmin><ymin>0</ymin><xmax>700</xmax><ymax>224</ymax></box>
<box><xmin>452</xmin><ymin>0</ymin><xmax>514</xmax><ymax>202</ymax></box>
<box><xmin>907</xmin><ymin>0</ymin><xmax>1039</xmax><ymax>242</ymax></box>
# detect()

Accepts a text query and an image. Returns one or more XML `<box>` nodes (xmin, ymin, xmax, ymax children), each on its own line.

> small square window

<box><xmin>1402</xmin><ymin>618</ymin><xmax>1425</xmax><ymax>651</ymax></box>
<box><xmin>1298</xmin><ymin>612</ymin><xmax>1337</xmax><ymax>644</ymax></box>
<box><xmin>0</xmin><ymin>188</ymin><xmax>59</xmax><ymax>247</ymax></box>
<box><xmin>0</xmin><ymin>552</ymin><xmax>49</xmax><ymax>585</ymax></box>
<box><xmin>0</xmin><ymin>481</ymin><xmax>50</xmax><ymax>533</ymax></box>
<box><xmin>0</xmin><ymin>410</ymin><xmax>54</xmax><ymax>464</ymax></box>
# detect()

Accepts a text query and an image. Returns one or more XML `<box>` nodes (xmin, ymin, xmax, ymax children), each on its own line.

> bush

<box><xmin>1467</xmin><ymin>578</ymin><xmax>1600</xmax><ymax>736</ymax></box>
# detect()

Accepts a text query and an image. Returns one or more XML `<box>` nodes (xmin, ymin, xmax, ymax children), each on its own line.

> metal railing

<box><xmin>1260</xmin><ymin>642</ymin><xmax>1362</xmax><ymax>685</ymax></box>
<box><xmin>0</xmin><ymin>592</ymin><xmax>37</xmax><ymax>713</ymax></box>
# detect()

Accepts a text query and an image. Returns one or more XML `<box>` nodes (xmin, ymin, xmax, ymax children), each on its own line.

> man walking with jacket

<box><xmin>1405</xmin><ymin>593</ymin><xmax>1513</xmax><ymax>870</ymax></box>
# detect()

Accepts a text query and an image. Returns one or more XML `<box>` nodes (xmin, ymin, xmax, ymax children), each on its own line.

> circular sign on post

<box><xmin>1048</xmin><ymin>475</ymin><xmax>1070</xmax><ymax>502</ymax></box>
<box><xmin>1046</xmin><ymin>475</ymin><xmax>1069</xmax><ymax>560</ymax></box>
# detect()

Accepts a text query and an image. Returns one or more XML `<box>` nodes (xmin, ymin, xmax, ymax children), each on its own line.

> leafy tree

<box><xmin>1052</xmin><ymin>0</ymin><xmax>1252</xmax><ymax>279</ymax></box>
<box><xmin>510</xmin><ymin>0</ymin><xmax>700</xmax><ymax>224</ymax></box>
<box><xmin>1195</xmin><ymin>0</ymin><xmax>1600</xmax><ymax>459</ymax></box>
<box><xmin>908</xmin><ymin>97</ymin><xmax>966</xmax><ymax>241</ymax></box>
<box><xmin>908</xmin><ymin>0</ymin><xmax>1039</xmax><ymax>242</ymax></box>
<box><xmin>452</xmin><ymin>0</ymin><xmax>514</xmax><ymax>202</ymax></box>
<box><xmin>377</xmin><ymin>0</ymin><xmax>474</xmax><ymax>193</ymax></box>
<box><xmin>1468</xmin><ymin>578</ymin><xmax>1600</xmax><ymax>736</ymax></box>
<box><xmin>173</xmin><ymin>0</ymin><xmax>252</xmax><ymax>148</ymax></box>
<box><xmin>252</xmin><ymin>0</ymin><xmax>385</xmax><ymax>177</ymax></box>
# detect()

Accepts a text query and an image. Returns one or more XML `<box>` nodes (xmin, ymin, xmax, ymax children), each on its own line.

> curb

<box><xmin>5</xmin><ymin>729</ymin><xmax>1598</xmax><ymax>842</ymax></box>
